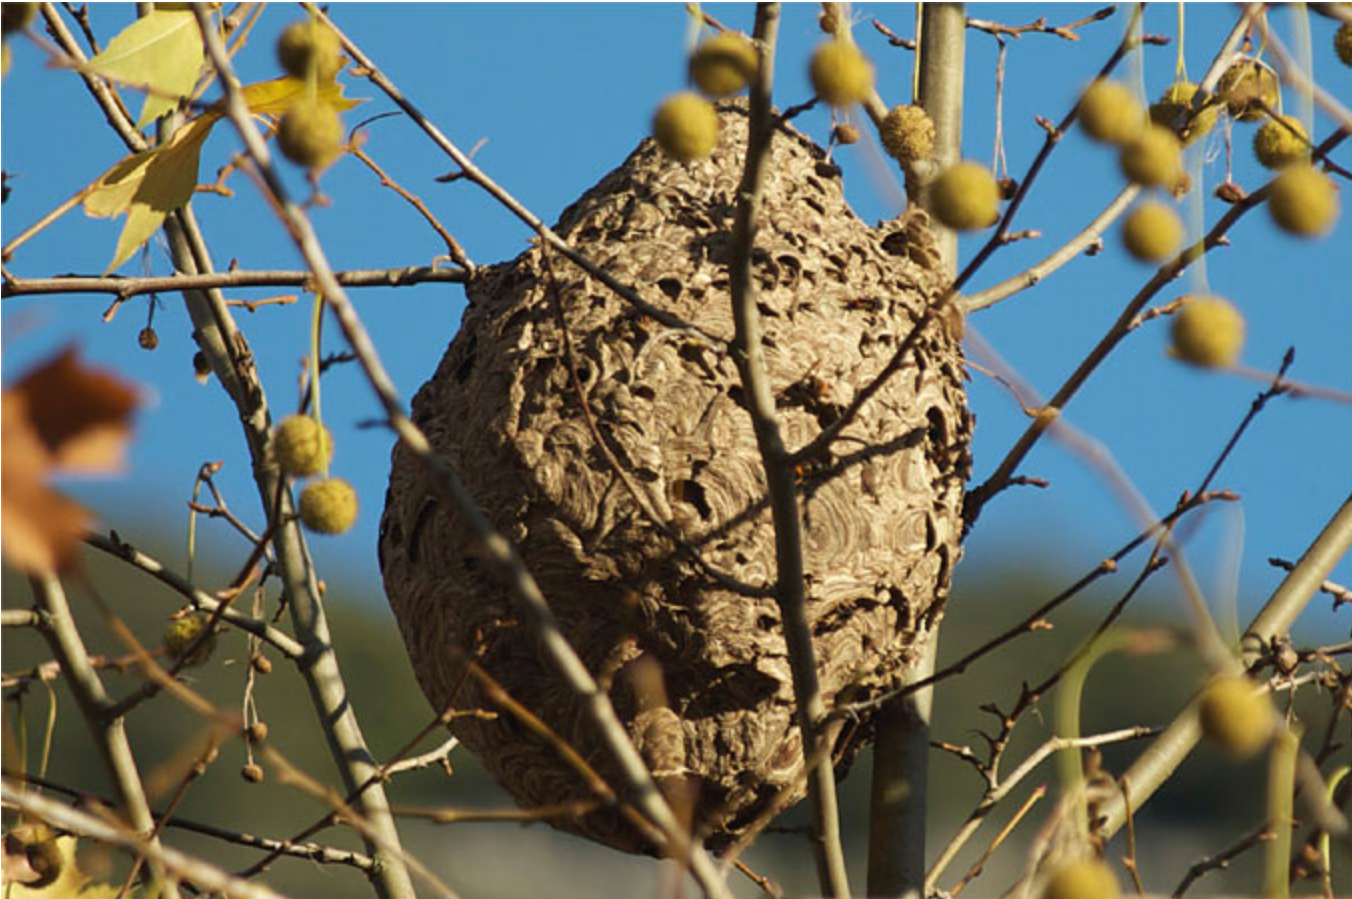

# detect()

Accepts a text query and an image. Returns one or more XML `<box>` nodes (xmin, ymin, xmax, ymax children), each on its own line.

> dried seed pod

<box><xmin>380</xmin><ymin>100</ymin><xmax>971</xmax><ymax>854</ymax></box>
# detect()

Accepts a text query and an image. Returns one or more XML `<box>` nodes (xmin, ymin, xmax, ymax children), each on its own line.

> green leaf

<box><xmin>87</xmin><ymin>9</ymin><xmax>204</xmax><ymax>128</ymax></box>
<box><xmin>83</xmin><ymin>116</ymin><xmax>214</xmax><ymax>272</ymax></box>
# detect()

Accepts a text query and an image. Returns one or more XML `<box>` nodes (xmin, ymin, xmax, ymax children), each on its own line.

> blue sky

<box><xmin>3</xmin><ymin>3</ymin><xmax>1349</xmax><ymax>643</ymax></box>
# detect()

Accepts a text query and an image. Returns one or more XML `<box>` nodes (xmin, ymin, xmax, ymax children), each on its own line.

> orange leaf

<box><xmin>0</xmin><ymin>348</ymin><xmax>140</xmax><ymax>574</ymax></box>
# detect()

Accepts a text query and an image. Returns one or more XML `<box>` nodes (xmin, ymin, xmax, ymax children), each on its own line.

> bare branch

<box><xmin>27</xmin><ymin>573</ymin><xmax>181</xmax><ymax>899</ymax></box>
<box><xmin>2</xmin><ymin>267</ymin><xmax>468</xmax><ymax>300</ymax></box>
<box><xmin>726</xmin><ymin>6</ymin><xmax>848</xmax><ymax>897</ymax></box>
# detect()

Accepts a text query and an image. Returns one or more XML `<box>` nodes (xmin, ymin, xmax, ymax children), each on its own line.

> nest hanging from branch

<box><xmin>379</xmin><ymin>102</ymin><xmax>972</xmax><ymax>854</ymax></box>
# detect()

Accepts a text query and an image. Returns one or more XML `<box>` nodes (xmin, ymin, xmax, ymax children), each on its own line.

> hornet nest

<box><xmin>379</xmin><ymin>101</ymin><xmax>972</xmax><ymax>854</ymax></box>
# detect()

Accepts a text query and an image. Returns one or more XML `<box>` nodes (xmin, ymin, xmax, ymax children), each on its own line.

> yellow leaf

<box><xmin>239</xmin><ymin>75</ymin><xmax>363</xmax><ymax>118</ymax></box>
<box><xmin>87</xmin><ymin>9</ymin><xmax>205</xmax><ymax>128</ymax></box>
<box><xmin>1</xmin><ymin>834</ymin><xmax>89</xmax><ymax>898</ymax></box>
<box><xmin>83</xmin><ymin>116</ymin><xmax>214</xmax><ymax>271</ymax></box>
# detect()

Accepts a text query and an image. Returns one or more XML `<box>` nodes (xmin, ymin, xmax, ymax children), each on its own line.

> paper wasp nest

<box><xmin>380</xmin><ymin>102</ymin><xmax>971</xmax><ymax>853</ymax></box>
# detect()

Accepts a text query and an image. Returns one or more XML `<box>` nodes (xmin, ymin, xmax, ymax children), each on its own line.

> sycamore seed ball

<box><xmin>274</xmin><ymin>415</ymin><xmax>333</xmax><ymax>477</ymax></box>
<box><xmin>1253</xmin><ymin>114</ymin><xmax>1309</xmax><ymax>169</ymax></box>
<box><xmin>881</xmin><ymin>104</ymin><xmax>936</xmax><ymax>166</ymax></box>
<box><xmin>1199</xmin><ymin>676</ymin><xmax>1272</xmax><ymax>757</ymax></box>
<box><xmin>1336</xmin><ymin>23</ymin><xmax>1352</xmax><ymax>68</ymax></box>
<box><xmin>277</xmin><ymin>100</ymin><xmax>343</xmax><ymax>169</ymax></box>
<box><xmin>1170</xmin><ymin>296</ymin><xmax>1245</xmax><ymax>368</ymax></box>
<box><xmin>1119</xmin><ymin>125</ymin><xmax>1182</xmax><ymax>188</ymax></box>
<box><xmin>1217</xmin><ymin>60</ymin><xmax>1279</xmax><ymax>122</ymax></box>
<box><xmin>1150</xmin><ymin>81</ymin><xmax>1218</xmax><ymax>146</ymax></box>
<box><xmin>1078</xmin><ymin>80</ymin><xmax>1143</xmax><ymax>145</ymax></box>
<box><xmin>653</xmin><ymin>92</ymin><xmax>718</xmax><ymax>162</ymax></box>
<box><xmin>1268</xmin><ymin>165</ymin><xmax>1339</xmax><ymax>236</ymax></box>
<box><xmin>809</xmin><ymin>40</ymin><xmax>874</xmax><ymax>107</ymax></box>
<box><xmin>277</xmin><ymin>19</ymin><xmax>342</xmax><ymax>81</ymax></box>
<box><xmin>163</xmin><ymin>611</ymin><xmax>217</xmax><ymax>667</ymax></box>
<box><xmin>300</xmin><ymin>478</ymin><xmax>359</xmax><ymax>535</ymax></box>
<box><xmin>1042</xmin><ymin>860</ymin><xmax>1121</xmax><ymax>899</ymax></box>
<box><xmin>1122</xmin><ymin>201</ymin><xmax>1183</xmax><ymax>262</ymax></box>
<box><xmin>929</xmin><ymin>162</ymin><xmax>1000</xmax><ymax>231</ymax></box>
<box><xmin>689</xmin><ymin>33</ymin><xmax>757</xmax><ymax>97</ymax></box>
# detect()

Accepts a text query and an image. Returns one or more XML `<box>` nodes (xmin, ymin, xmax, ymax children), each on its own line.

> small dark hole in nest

<box><xmin>803</xmin><ymin>195</ymin><xmax>827</xmax><ymax>216</ymax></box>
<box><xmin>676</xmin><ymin>479</ymin><xmax>711</xmax><ymax>519</ymax></box>
<box><xmin>926</xmin><ymin>405</ymin><xmax>949</xmax><ymax>449</ymax></box>
<box><xmin>657</xmin><ymin>277</ymin><xmax>682</xmax><ymax>301</ymax></box>
<box><xmin>633</xmin><ymin>384</ymin><xmax>656</xmax><ymax>401</ymax></box>
<box><xmin>756</xmin><ymin>614</ymin><xmax>777</xmax><ymax>631</ymax></box>
<box><xmin>408</xmin><ymin>500</ymin><xmax>436</xmax><ymax>565</ymax></box>
<box><xmin>727</xmin><ymin>384</ymin><xmax>746</xmax><ymax>408</ymax></box>
<box><xmin>454</xmin><ymin>334</ymin><xmax>477</xmax><ymax>383</ymax></box>
<box><xmin>677</xmin><ymin>343</ymin><xmax>705</xmax><ymax>365</ymax></box>
<box><xmin>574</xmin><ymin>363</ymin><xmax>591</xmax><ymax>384</ymax></box>
<box><xmin>634</xmin><ymin>467</ymin><xmax>660</xmax><ymax>483</ymax></box>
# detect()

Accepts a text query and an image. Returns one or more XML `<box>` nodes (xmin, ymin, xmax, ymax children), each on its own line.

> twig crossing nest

<box><xmin>380</xmin><ymin>102</ymin><xmax>972</xmax><ymax>853</ymax></box>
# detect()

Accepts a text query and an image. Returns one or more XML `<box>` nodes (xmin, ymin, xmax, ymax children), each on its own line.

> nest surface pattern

<box><xmin>380</xmin><ymin>103</ymin><xmax>973</xmax><ymax>854</ymax></box>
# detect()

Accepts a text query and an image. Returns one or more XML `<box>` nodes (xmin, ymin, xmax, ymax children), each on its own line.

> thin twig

<box><xmin>1172</xmin><ymin>825</ymin><xmax>1275</xmax><ymax>897</ymax></box>
<box><xmin>959</xmin><ymin>186</ymin><xmax>1138</xmax><ymax>313</ymax></box>
<box><xmin>2</xmin><ymin>266</ymin><xmax>468</xmax><ymax>300</ymax></box>
<box><xmin>965</xmin><ymin>6</ymin><xmax>1117</xmax><ymax>42</ymax></box>
<box><xmin>84</xmin><ymin>533</ymin><xmax>304</xmax><ymax>660</ymax></box>
<box><xmin>347</xmin><ymin>141</ymin><xmax>475</xmax><ymax>274</ymax></box>
<box><xmin>1266</xmin><ymin>558</ymin><xmax>1352</xmax><ymax>607</ymax></box>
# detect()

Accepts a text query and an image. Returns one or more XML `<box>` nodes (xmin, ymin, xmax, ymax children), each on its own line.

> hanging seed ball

<box><xmin>1121</xmin><ymin>200</ymin><xmax>1183</xmax><ymax>262</ymax></box>
<box><xmin>163</xmin><ymin>611</ymin><xmax>217</xmax><ymax>667</ymax></box>
<box><xmin>881</xmin><ymin>104</ymin><xmax>937</xmax><ymax>166</ymax></box>
<box><xmin>1336</xmin><ymin>23</ymin><xmax>1352</xmax><ymax>67</ymax></box>
<box><xmin>809</xmin><ymin>39</ymin><xmax>874</xmax><ymax>107</ymax></box>
<box><xmin>276</xmin><ymin>19</ymin><xmax>342</xmax><ymax>81</ymax></box>
<box><xmin>300</xmin><ymin>478</ymin><xmax>358</xmax><ymax>534</ymax></box>
<box><xmin>1253</xmin><ymin>114</ymin><xmax>1310</xmax><ymax>169</ymax></box>
<box><xmin>276</xmin><ymin>100</ymin><xmax>343</xmax><ymax>169</ymax></box>
<box><xmin>1119</xmin><ymin>125</ymin><xmax>1182</xmax><ymax>188</ymax></box>
<box><xmin>652</xmin><ymin>92</ymin><xmax>719</xmax><ymax>162</ymax></box>
<box><xmin>274</xmin><ymin>415</ymin><xmax>334</xmax><ymax>477</ymax></box>
<box><xmin>1150</xmin><ymin>81</ymin><xmax>1218</xmax><ymax>146</ymax></box>
<box><xmin>1077</xmin><ymin>80</ymin><xmax>1144</xmax><ymax>145</ymax></box>
<box><xmin>1170</xmin><ymin>296</ymin><xmax>1245</xmax><ymax>368</ymax></box>
<box><xmin>240</xmin><ymin>763</ymin><xmax>265</xmax><ymax>783</ymax></box>
<box><xmin>380</xmin><ymin>100</ymin><xmax>972</xmax><ymax>854</ymax></box>
<box><xmin>1268</xmin><ymin>165</ymin><xmax>1339</xmax><ymax>236</ymax></box>
<box><xmin>689</xmin><ymin>33</ymin><xmax>757</xmax><ymax>97</ymax></box>
<box><xmin>1217</xmin><ymin>59</ymin><xmax>1279</xmax><ymax>122</ymax></box>
<box><xmin>1042</xmin><ymin>859</ymin><xmax>1122</xmax><ymax>899</ymax></box>
<box><xmin>138</xmin><ymin>326</ymin><xmax>159</xmax><ymax>351</ymax></box>
<box><xmin>929</xmin><ymin>161</ymin><xmax>1000</xmax><ymax>231</ymax></box>
<box><xmin>1199</xmin><ymin>676</ymin><xmax>1272</xmax><ymax>757</ymax></box>
<box><xmin>833</xmin><ymin>123</ymin><xmax>861</xmax><ymax>145</ymax></box>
